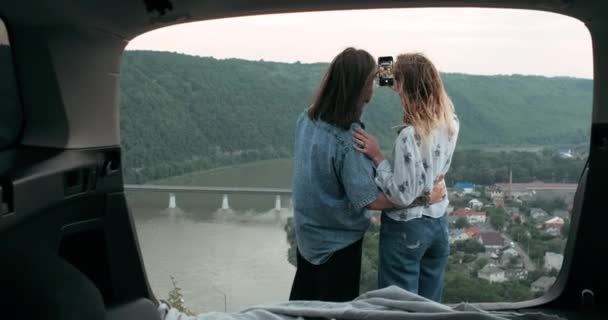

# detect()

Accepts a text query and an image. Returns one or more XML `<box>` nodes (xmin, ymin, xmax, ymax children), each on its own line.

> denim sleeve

<box><xmin>340</xmin><ymin>144</ymin><xmax>381</xmax><ymax>211</ymax></box>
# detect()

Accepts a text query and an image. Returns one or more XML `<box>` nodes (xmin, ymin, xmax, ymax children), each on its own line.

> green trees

<box><xmin>527</xmin><ymin>197</ymin><xmax>568</xmax><ymax>214</ymax></box>
<box><xmin>446</xmin><ymin>150</ymin><xmax>586</xmax><ymax>187</ymax></box>
<box><xmin>488</xmin><ymin>207</ymin><xmax>509</xmax><ymax>231</ymax></box>
<box><xmin>119</xmin><ymin>51</ymin><xmax>592</xmax><ymax>183</ymax></box>
<box><xmin>284</xmin><ymin>217</ymin><xmax>297</xmax><ymax>267</ymax></box>
<box><xmin>120</xmin><ymin>52</ymin><xmax>324</xmax><ymax>183</ymax></box>
<box><xmin>508</xmin><ymin>225</ymin><xmax>531</xmax><ymax>243</ymax></box>
<box><xmin>442</xmin><ymin>272</ymin><xmax>533</xmax><ymax>303</ymax></box>
<box><xmin>454</xmin><ymin>217</ymin><xmax>471</xmax><ymax>229</ymax></box>
<box><xmin>452</xmin><ymin>239</ymin><xmax>485</xmax><ymax>254</ymax></box>
<box><xmin>445</xmin><ymin>73</ymin><xmax>592</xmax><ymax>147</ymax></box>
<box><xmin>528</xmin><ymin>237</ymin><xmax>566</xmax><ymax>261</ymax></box>
<box><xmin>360</xmin><ymin>226</ymin><xmax>381</xmax><ymax>293</ymax></box>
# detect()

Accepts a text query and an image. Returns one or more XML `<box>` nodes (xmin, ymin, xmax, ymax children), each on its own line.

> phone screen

<box><xmin>378</xmin><ymin>56</ymin><xmax>394</xmax><ymax>87</ymax></box>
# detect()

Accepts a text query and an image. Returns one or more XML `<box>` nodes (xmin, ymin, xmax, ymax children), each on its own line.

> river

<box><xmin>128</xmin><ymin>159</ymin><xmax>296</xmax><ymax>313</ymax></box>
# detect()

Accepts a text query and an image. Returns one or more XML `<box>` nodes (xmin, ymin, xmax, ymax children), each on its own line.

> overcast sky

<box><xmin>127</xmin><ymin>8</ymin><xmax>593</xmax><ymax>79</ymax></box>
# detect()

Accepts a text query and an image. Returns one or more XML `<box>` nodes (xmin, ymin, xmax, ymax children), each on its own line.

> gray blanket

<box><xmin>159</xmin><ymin>286</ymin><xmax>564</xmax><ymax>320</ymax></box>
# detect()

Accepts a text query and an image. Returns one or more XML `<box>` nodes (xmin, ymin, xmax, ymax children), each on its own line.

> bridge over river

<box><xmin>124</xmin><ymin>184</ymin><xmax>293</xmax><ymax>211</ymax></box>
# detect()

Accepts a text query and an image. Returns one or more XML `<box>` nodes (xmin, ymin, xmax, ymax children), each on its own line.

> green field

<box><xmin>154</xmin><ymin>158</ymin><xmax>294</xmax><ymax>188</ymax></box>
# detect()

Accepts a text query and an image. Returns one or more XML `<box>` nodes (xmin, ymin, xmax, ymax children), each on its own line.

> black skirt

<box><xmin>289</xmin><ymin>238</ymin><xmax>363</xmax><ymax>302</ymax></box>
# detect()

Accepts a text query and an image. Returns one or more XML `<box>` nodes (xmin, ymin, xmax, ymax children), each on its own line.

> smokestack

<box><xmin>508</xmin><ymin>169</ymin><xmax>513</xmax><ymax>199</ymax></box>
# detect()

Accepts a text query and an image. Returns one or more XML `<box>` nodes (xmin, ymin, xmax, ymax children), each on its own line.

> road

<box><xmin>502</xmin><ymin>233</ymin><xmax>537</xmax><ymax>272</ymax></box>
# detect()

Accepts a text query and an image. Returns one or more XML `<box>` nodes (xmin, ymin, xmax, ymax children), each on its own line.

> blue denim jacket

<box><xmin>292</xmin><ymin>112</ymin><xmax>379</xmax><ymax>265</ymax></box>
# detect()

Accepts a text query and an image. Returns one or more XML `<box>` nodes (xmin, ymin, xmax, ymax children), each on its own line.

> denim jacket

<box><xmin>292</xmin><ymin>112</ymin><xmax>379</xmax><ymax>265</ymax></box>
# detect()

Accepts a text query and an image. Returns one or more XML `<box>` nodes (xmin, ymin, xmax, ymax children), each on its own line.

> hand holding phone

<box><xmin>378</xmin><ymin>56</ymin><xmax>394</xmax><ymax>87</ymax></box>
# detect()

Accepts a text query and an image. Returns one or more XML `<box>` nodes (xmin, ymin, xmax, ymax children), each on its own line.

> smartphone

<box><xmin>378</xmin><ymin>56</ymin><xmax>394</xmax><ymax>87</ymax></box>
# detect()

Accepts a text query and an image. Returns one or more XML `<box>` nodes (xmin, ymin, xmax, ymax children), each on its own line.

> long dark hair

<box><xmin>308</xmin><ymin>47</ymin><xmax>376</xmax><ymax>129</ymax></box>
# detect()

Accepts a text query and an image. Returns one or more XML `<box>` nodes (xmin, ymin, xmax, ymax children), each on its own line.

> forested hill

<box><xmin>120</xmin><ymin>51</ymin><xmax>592</xmax><ymax>183</ymax></box>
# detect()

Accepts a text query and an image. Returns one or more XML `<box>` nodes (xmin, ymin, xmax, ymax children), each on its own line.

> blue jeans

<box><xmin>378</xmin><ymin>213</ymin><xmax>449</xmax><ymax>302</ymax></box>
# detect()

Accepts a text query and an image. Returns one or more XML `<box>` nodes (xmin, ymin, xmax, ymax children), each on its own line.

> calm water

<box><xmin>129</xmin><ymin>159</ymin><xmax>296</xmax><ymax>313</ymax></box>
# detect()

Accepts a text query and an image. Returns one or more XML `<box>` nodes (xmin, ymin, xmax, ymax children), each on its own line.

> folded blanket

<box><xmin>159</xmin><ymin>286</ymin><xmax>564</xmax><ymax>320</ymax></box>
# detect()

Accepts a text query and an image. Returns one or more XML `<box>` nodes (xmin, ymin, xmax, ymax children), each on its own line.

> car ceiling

<box><xmin>1</xmin><ymin>0</ymin><xmax>606</xmax><ymax>149</ymax></box>
<box><xmin>0</xmin><ymin>0</ymin><xmax>604</xmax><ymax>40</ymax></box>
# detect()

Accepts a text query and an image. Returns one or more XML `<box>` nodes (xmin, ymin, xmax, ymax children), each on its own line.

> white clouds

<box><xmin>127</xmin><ymin>8</ymin><xmax>592</xmax><ymax>78</ymax></box>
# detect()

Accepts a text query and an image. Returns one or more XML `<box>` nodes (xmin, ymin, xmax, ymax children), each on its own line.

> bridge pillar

<box><xmin>274</xmin><ymin>195</ymin><xmax>281</xmax><ymax>211</ymax></box>
<box><xmin>168</xmin><ymin>193</ymin><xmax>177</xmax><ymax>209</ymax></box>
<box><xmin>221</xmin><ymin>194</ymin><xmax>230</xmax><ymax>210</ymax></box>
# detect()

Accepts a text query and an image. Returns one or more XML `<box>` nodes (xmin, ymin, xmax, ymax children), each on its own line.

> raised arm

<box><xmin>353</xmin><ymin>127</ymin><xmax>429</xmax><ymax>207</ymax></box>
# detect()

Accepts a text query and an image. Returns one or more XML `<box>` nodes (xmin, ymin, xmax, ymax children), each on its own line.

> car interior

<box><xmin>0</xmin><ymin>0</ymin><xmax>607</xmax><ymax>319</ymax></box>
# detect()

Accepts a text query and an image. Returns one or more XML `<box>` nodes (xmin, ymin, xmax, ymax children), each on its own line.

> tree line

<box><xmin>119</xmin><ymin>51</ymin><xmax>592</xmax><ymax>183</ymax></box>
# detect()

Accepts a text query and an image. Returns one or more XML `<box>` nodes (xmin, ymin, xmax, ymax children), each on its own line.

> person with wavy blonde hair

<box><xmin>353</xmin><ymin>53</ymin><xmax>459</xmax><ymax>302</ymax></box>
<box><xmin>395</xmin><ymin>53</ymin><xmax>457</xmax><ymax>139</ymax></box>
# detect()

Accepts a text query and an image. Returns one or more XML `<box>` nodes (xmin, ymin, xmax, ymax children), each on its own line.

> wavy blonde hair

<box><xmin>393</xmin><ymin>53</ymin><xmax>456</xmax><ymax>139</ymax></box>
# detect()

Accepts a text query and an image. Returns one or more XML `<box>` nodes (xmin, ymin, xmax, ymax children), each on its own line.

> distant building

<box><xmin>545</xmin><ymin>228</ymin><xmax>561</xmax><ymax>237</ymax></box>
<box><xmin>468</xmin><ymin>211</ymin><xmax>487</xmax><ymax>224</ymax></box>
<box><xmin>449</xmin><ymin>229</ymin><xmax>470</xmax><ymax>244</ymax></box>
<box><xmin>469</xmin><ymin>199</ymin><xmax>483</xmax><ymax>210</ymax></box>
<box><xmin>506</xmin><ymin>269</ymin><xmax>528</xmax><ymax>281</ymax></box>
<box><xmin>505</xmin><ymin>207</ymin><xmax>520</xmax><ymax>215</ymax></box>
<box><xmin>531</xmin><ymin>276</ymin><xmax>557</xmax><ymax>293</ymax></box>
<box><xmin>448</xmin><ymin>191</ymin><xmax>464</xmax><ymax>202</ymax></box>
<box><xmin>454</xmin><ymin>182</ymin><xmax>475</xmax><ymax>194</ymax></box>
<box><xmin>448</xmin><ymin>214</ymin><xmax>459</xmax><ymax>225</ymax></box>
<box><xmin>544</xmin><ymin>217</ymin><xmax>565</xmax><ymax>236</ymax></box>
<box><xmin>453</xmin><ymin>208</ymin><xmax>487</xmax><ymax>224</ymax></box>
<box><xmin>464</xmin><ymin>227</ymin><xmax>481</xmax><ymax>239</ymax></box>
<box><xmin>489</xmin><ymin>189</ymin><xmax>504</xmax><ymax>200</ymax></box>
<box><xmin>531</xmin><ymin>208</ymin><xmax>549</xmax><ymax>220</ymax></box>
<box><xmin>544</xmin><ymin>252</ymin><xmax>564</xmax><ymax>271</ymax></box>
<box><xmin>558</xmin><ymin>148</ymin><xmax>575</xmax><ymax>159</ymax></box>
<box><xmin>503</xmin><ymin>247</ymin><xmax>519</xmax><ymax>257</ymax></box>
<box><xmin>480</xmin><ymin>231</ymin><xmax>505</xmax><ymax>250</ymax></box>
<box><xmin>478</xmin><ymin>264</ymin><xmax>507</xmax><ymax>283</ymax></box>
<box><xmin>495</xmin><ymin>182</ymin><xmax>577</xmax><ymax>198</ymax></box>
<box><xmin>545</xmin><ymin>216</ymin><xmax>565</xmax><ymax>226</ymax></box>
